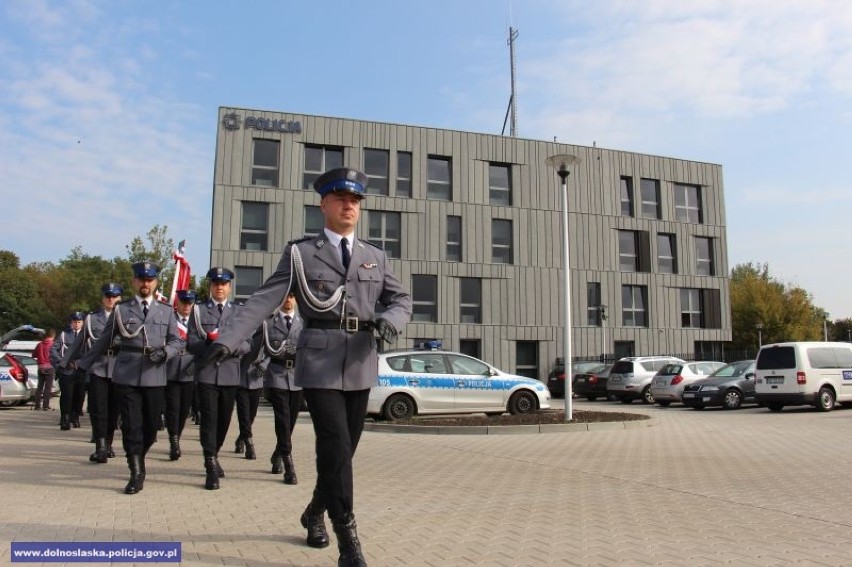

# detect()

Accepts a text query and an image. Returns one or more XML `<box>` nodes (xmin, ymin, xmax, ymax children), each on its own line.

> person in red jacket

<box><xmin>31</xmin><ymin>329</ymin><xmax>56</xmax><ymax>410</ymax></box>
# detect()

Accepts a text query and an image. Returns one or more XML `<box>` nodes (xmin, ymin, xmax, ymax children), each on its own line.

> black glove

<box><xmin>199</xmin><ymin>343</ymin><xmax>231</xmax><ymax>369</ymax></box>
<box><xmin>147</xmin><ymin>348</ymin><xmax>167</xmax><ymax>365</ymax></box>
<box><xmin>375</xmin><ymin>318</ymin><xmax>398</xmax><ymax>345</ymax></box>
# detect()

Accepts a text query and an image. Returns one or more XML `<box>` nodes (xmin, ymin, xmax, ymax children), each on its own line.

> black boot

<box><xmin>60</xmin><ymin>414</ymin><xmax>71</xmax><ymax>431</ymax></box>
<box><xmin>332</xmin><ymin>513</ymin><xmax>367</xmax><ymax>567</ymax></box>
<box><xmin>300</xmin><ymin>501</ymin><xmax>330</xmax><ymax>548</ymax></box>
<box><xmin>169</xmin><ymin>435</ymin><xmax>181</xmax><ymax>461</ymax></box>
<box><xmin>158</xmin><ymin>413</ymin><xmax>165</xmax><ymax>431</ymax></box>
<box><xmin>234</xmin><ymin>435</ymin><xmax>245</xmax><ymax>454</ymax></box>
<box><xmin>244</xmin><ymin>437</ymin><xmax>256</xmax><ymax>460</ymax></box>
<box><xmin>204</xmin><ymin>455</ymin><xmax>220</xmax><ymax>490</ymax></box>
<box><xmin>214</xmin><ymin>453</ymin><xmax>225</xmax><ymax>478</ymax></box>
<box><xmin>271</xmin><ymin>450</ymin><xmax>283</xmax><ymax>474</ymax></box>
<box><xmin>71</xmin><ymin>414</ymin><xmax>81</xmax><ymax>428</ymax></box>
<box><xmin>125</xmin><ymin>455</ymin><xmax>144</xmax><ymax>495</ymax></box>
<box><xmin>106</xmin><ymin>437</ymin><xmax>115</xmax><ymax>458</ymax></box>
<box><xmin>283</xmin><ymin>454</ymin><xmax>297</xmax><ymax>485</ymax></box>
<box><xmin>89</xmin><ymin>438</ymin><xmax>108</xmax><ymax>464</ymax></box>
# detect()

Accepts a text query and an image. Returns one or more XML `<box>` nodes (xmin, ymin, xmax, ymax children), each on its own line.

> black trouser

<box><xmin>113</xmin><ymin>384</ymin><xmax>165</xmax><ymax>456</ymax></box>
<box><xmin>35</xmin><ymin>369</ymin><xmax>55</xmax><ymax>409</ymax></box>
<box><xmin>57</xmin><ymin>372</ymin><xmax>76</xmax><ymax>416</ymax></box>
<box><xmin>197</xmin><ymin>383</ymin><xmax>237</xmax><ymax>456</ymax></box>
<box><xmin>235</xmin><ymin>387</ymin><xmax>262</xmax><ymax>439</ymax></box>
<box><xmin>71</xmin><ymin>372</ymin><xmax>86</xmax><ymax>418</ymax></box>
<box><xmin>265</xmin><ymin>387</ymin><xmax>303</xmax><ymax>456</ymax></box>
<box><xmin>89</xmin><ymin>375</ymin><xmax>118</xmax><ymax>441</ymax></box>
<box><xmin>302</xmin><ymin>388</ymin><xmax>370</xmax><ymax>521</ymax></box>
<box><xmin>164</xmin><ymin>381</ymin><xmax>194</xmax><ymax>438</ymax></box>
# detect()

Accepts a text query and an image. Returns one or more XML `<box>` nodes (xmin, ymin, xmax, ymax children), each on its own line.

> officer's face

<box><xmin>282</xmin><ymin>294</ymin><xmax>296</xmax><ymax>312</ymax></box>
<box><xmin>133</xmin><ymin>277</ymin><xmax>157</xmax><ymax>298</ymax></box>
<box><xmin>70</xmin><ymin>320</ymin><xmax>83</xmax><ymax>331</ymax></box>
<box><xmin>321</xmin><ymin>192</ymin><xmax>361</xmax><ymax>233</ymax></box>
<box><xmin>102</xmin><ymin>295</ymin><xmax>120</xmax><ymax>310</ymax></box>
<box><xmin>176</xmin><ymin>301</ymin><xmax>193</xmax><ymax>317</ymax></box>
<box><xmin>210</xmin><ymin>280</ymin><xmax>230</xmax><ymax>302</ymax></box>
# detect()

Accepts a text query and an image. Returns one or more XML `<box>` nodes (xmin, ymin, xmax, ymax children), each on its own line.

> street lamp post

<box><xmin>599</xmin><ymin>304</ymin><xmax>608</xmax><ymax>362</ymax></box>
<box><xmin>546</xmin><ymin>154</ymin><xmax>579</xmax><ymax>422</ymax></box>
<box><xmin>756</xmin><ymin>323</ymin><xmax>764</xmax><ymax>348</ymax></box>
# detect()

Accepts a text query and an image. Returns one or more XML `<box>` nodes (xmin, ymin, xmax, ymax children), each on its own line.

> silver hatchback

<box><xmin>650</xmin><ymin>361</ymin><xmax>726</xmax><ymax>406</ymax></box>
<box><xmin>606</xmin><ymin>356</ymin><xmax>686</xmax><ymax>404</ymax></box>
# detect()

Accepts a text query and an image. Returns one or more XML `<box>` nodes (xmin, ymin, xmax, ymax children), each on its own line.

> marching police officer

<box><xmin>78</xmin><ymin>262</ymin><xmax>183</xmax><ymax>495</ymax></box>
<box><xmin>164</xmin><ymin>289</ymin><xmax>197</xmax><ymax>461</ymax></box>
<box><xmin>202</xmin><ymin>167</ymin><xmax>411</xmax><ymax>567</ymax></box>
<box><xmin>63</xmin><ymin>283</ymin><xmax>123</xmax><ymax>463</ymax></box>
<box><xmin>51</xmin><ymin>312</ymin><xmax>85</xmax><ymax>431</ymax></box>
<box><xmin>186</xmin><ymin>267</ymin><xmax>250</xmax><ymax>490</ymax></box>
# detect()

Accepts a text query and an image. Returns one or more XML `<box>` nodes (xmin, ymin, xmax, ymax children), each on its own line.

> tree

<box><xmin>126</xmin><ymin>224</ymin><xmax>179</xmax><ymax>296</ymax></box>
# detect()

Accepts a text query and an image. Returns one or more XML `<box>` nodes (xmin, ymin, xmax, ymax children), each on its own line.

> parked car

<box><xmin>682</xmin><ymin>360</ymin><xmax>756</xmax><ymax>410</ymax></box>
<box><xmin>650</xmin><ymin>361</ymin><xmax>726</xmax><ymax>406</ymax></box>
<box><xmin>572</xmin><ymin>363</ymin><xmax>614</xmax><ymax>401</ymax></box>
<box><xmin>368</xmin><ymin>346</ymin><xmax>551</xmax><ymax>420</ymax></box>
<box><xmin>0</xmin><ymin>351</ymin><xmax>34</xmax><ymax>407</ymax></box>
<box><xmin>547</xmin><ymin>361</ymin><xmax>609</xmax><ymax>398</ymax></box>
<box><xmin>607</xmin><ymin>356</ymin><xmax>686</xmax><ymax>404</ymax></box>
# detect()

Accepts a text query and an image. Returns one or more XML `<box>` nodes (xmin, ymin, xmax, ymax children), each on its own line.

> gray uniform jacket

<box><xmin>216</xmin><ymin>234</ymin><xmax>412</xmax><ymax>391</ymax></box>
<box><xmin>50</xmin><ymin>330</ymin><xmax>81</xmax><ymax>375</ymax></box>
<box><xmin>167</xmin><ymin>313</ymin><xmax>194</xmax><ymax>383</ymax></box>
<box><xmin>79</xmin><ymin>298</ymin><xmax>183</xmax><ymax>388</ymax></box>
<box><xmin>62</xmin><ymin>309</ymin><xmax>116</xmax><ymax>379</ymax></box>
<box><xmin>186</xmin><ymin>301</ymin><xmax>250</xmax><ymax>387</ymax></box>
<box><xmin>251</xmin><ymin>312</ymin><xmax>303</xmax><ymax>391</ymax></box>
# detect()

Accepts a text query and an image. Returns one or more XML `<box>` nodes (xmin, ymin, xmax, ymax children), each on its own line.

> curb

<box><xmin>363</xmin><ymin>415</ymin><xmax>657</xmax><ymax>435</ymax></box>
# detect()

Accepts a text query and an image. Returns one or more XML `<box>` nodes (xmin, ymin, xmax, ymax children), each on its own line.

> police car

<box><xmin>0</xmin><ymin>351</ymin><xmax>34</xmax><ymax>407</ymax></box>
<box><xmin>368</xmin><ymin>341</ymin><xmax>551</xmax><ymax>420</ymax></box>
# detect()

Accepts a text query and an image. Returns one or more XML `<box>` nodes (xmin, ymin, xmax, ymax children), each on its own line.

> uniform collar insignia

<box><xmin>316</xmin><ymin>239</ymin><xmax>325</xmax><ymax>248</ymax></box>
<box><xmin>361</xmin><ymin>263</ymin><xmax>377</xmax><ymax>269</ymax></box>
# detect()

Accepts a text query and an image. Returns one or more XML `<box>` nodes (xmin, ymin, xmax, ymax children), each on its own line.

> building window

<box><xmin>412</xmin><ymin>275</ymin><xmax>437</xmax><ymax>322</ymax></box>
<box><xmin>460</xmin><ymin>278</ymin><xmax>481</xmax><ymax>324</ymax></box>
<box><xmin>447</xmin><ymin>215</ymin><xmax>462</xmax><ymax>261</ymax></box>
<box><xmin>696</xmin><ymin>237</ymin><xmax>715</xmax><ymax>276</ymax></box>
<box><xmin>622</xmin><ymin>285</ymin><xmax>648</xmax><ymax>327</ymax></box>
<box><xmin>364</xmin><ymin>149</ymin><xmax>389</xmax><ymax>196</ymax></box>
<box><xmin>304</xmin><ymin>205</ymin><xmax>324</xmax><ymax>236</ymax></box>
<box><xmin>234</xmin><ymin>266</ymin><xmax>263</xmax><ymax>298</ymax></box>
<box><xmin>459</xmin><ymin>340</ymin><xmax>480</xmax><ymax>359</ymax></box>
<box><xmin>620</xmin><ymin>176</ymin><xmax>634</xmax><ymax>217</ymax></box>
<box><xmin>396</xmin><ymin>151</ymin><xmax>412</xmax><ymax>197</ymax></box>
<box><xmin>657</xmin><ymin>233</ymin><xmax>677</xmax><ymax>274</ymax></box>
<box><xmin>240</xmin><ymin>202</ymin><xmax>268</xmax><ymax>251</ymax></box>
<box><xmin>587</xmin><ymin>282</ymin><xmax>602</xmax><ymax>326</ymax></box>
<box><xmin>303</xmin><ymin>145</ymin><xmax>343</xmax><ymax>190</ymax></box>
<box><xmin>640</xmin><ymin>178</ymin><xmax>661</xmax><ymax>219</ymax></box>
<box><xmin>681</xmin><ymin>289</ymin><xmax>703</xmax><ymax>328</ymax></box>
<box><xmin>427</xmin><ymin>156</ymin><xmax>452</xmax><ymax>200</ymax></box>
<box><xmin>492</xmin><ymin>219</ymin><xmax>513</xmax><ymax>264</ymax></box>
<box><xmin>618</xmin><ymin>230</ymin><xmax>650</xmax><ymax>272</ymax></box>
<box><xmin>489</xmin><ymin>163</ymin><xmax>512</xmax><ymax>206</ymax></box>
<box><xmin>675</xmin><ymin>183</ymin><xmax>703</xmax><ymax>224</ymax></box>
<box><xmin>516</xmin><ymin>341</ymin><xmax>539</xmax><ymax>379</ymax></box>
<box><xmin>251</xmin><ymin>139</ymin><xmax>279</xmax><ymax>187</ymax></box>
<box><xmin>368</xmin><ymin>211</ymin><xmax>401</xmax><ymax>258</ymax></box>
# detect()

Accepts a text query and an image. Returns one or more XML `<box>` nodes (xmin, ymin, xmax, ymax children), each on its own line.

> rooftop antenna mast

<box><xmin>502</xmin><ymin>26</ymin><xmax>519</xmax><ymax>137</ymax></box>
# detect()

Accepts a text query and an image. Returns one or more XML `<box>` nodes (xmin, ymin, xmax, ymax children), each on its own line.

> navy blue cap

<box><xmin>206</xmin><ymin>267</ymin><xmax>234</xmax><ymax>282</ymax></box>
<box><xmin>313</xmin><ymin>167</ymin><xmax>368</xmax><ymax>198</ymax></box>
<box><xmin>176</xmin><ymin>289</ymin><xmax>197</xmax><ymax>302</ymax></box>
<box><xmin>132</xmin><ymin>261</ymin><xmax>160</xmax><ymax>279</ymax></box>
<box><xmin>69</xmin><ymin>311</ymin><xmax>85</xmax><ymax>321</ymax></box>
<box><xmin>101</xmin><ymin>283</ymin><xmax>123</xmax><ymax>297</ymax></box>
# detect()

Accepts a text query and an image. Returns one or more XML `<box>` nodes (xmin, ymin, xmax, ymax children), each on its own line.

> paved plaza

<box><xmin>3</xmin><ymin>399</ymin><xmax>852</xmax><ymax>566</ymax></box>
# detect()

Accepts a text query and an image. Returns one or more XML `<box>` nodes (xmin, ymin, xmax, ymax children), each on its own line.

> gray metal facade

<box><xmin>210</xmin><ymin>107</ymin><xmax>731</xmax><ymax>380</ymax></box>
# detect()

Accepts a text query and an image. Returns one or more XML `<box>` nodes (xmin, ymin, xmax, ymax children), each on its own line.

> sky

<box><xmin>3</xmin><ymin>0</ymin><xmax>852</xmax><ymax>318</ymax></box>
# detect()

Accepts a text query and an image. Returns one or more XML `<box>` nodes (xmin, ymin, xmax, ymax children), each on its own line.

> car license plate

<box><xmin>610</xmin><ymin>377</ymin><xmax>621</xmax><ymax>384</ymax></box>
<box><xmin>576</xmin><ymin>377</ymin><xmax>585</xmax><ymax>383</ymax></box>
<box><xmin>766</xmin><ymin>377</ymin><xmax>784</xmax><ymax>385</ymax></box>
<box><xmin>683</xmin><ymin>393</ymin><xmax>695</xmax><ymax>398</ymax></box>
<box><xmin>654</xmin><ymin>379</ymin><xmax>666</xmax><ymax>387</ymax></box>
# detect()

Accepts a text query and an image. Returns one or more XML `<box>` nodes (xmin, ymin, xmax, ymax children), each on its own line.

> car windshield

<box><xmin>710</xmin><ymin>361</ymin><xmax>754</xmax><ymax>378</ymax></box>
<box><xmin>611</xmin><ymin>361</ymin><xmax>634</xmax><ymax>374</ymax></box>
<box><xmin>448</xmin><ymin>354</ymin><xmax>490</xmax><ymax>375</ymax></box>
<box><xmin>658</xmin><ymin>364</ymin><xmax>683</xmax><ymax>375</ymax></box>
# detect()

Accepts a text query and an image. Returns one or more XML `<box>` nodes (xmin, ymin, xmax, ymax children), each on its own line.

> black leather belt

<box><xmin>270</xmin><ymin>357</ymin><xmax>295</xmax><ymax>369</ymax></box>
<box><xmin>306</xmin><ymin>318</ymin><xmax>376</xmax><ymax>333</ymax></box>
<box><xmin>113</xmin><ymin>345</ymin><xmax>155</xmax><ymax>354</ymax></box>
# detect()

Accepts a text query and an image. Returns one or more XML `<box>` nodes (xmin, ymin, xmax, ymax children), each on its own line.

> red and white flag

<box><xmin>169</xmin><ymin>240</ymin><xmax>192</xmax><ymax>306</ymax></box>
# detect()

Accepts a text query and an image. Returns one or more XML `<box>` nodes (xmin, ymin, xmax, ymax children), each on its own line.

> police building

<box><xmin>209</xmin><ymin>107</ymin><xmax>731</xmax><ymax>380</ymax></box>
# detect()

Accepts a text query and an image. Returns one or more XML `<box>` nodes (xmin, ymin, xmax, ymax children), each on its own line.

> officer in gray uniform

<box><xmin>234</xmin><ymin>327</ymin><xmax>266</xmax><ymax>461</ymax></box>
<box><xmin>186</xmin><ymin>267</ymin><xmax>250</xmax><ymax>490</ymax></box>
<box><xmin>164</xmin><ymin>289</ymin><xmax>197</xmax><ymax>461</ymax></box>
<box><xmin>249</xmin><ymin>292</ymin><xmax>303</xmax><ymax>483</ymax></box>
<box><xmin>203</xmin><ymin>167</ymin><xmax>412</xmax><ymax>567</ymax></box>
<box><xmin>63</xmin><ymin>283</ymin><xmax>123</xmax><ymax>463</ymax></box>
<box><xmin>78</xmin><ymin>262</ymin><xmax>183</xmax><ymax>495</ymax></box>
<box><xmin>51</xmin><ymin>312</ymin><xmax>85</xmax><ymax>431</ymax></box>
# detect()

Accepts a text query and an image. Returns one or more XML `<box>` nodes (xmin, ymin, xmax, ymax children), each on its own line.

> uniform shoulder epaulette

<box><xmin>235</xmin><ymin>300</ymin><xmax>245</xmax><ymax>306</ymax></box>
<box><xmin>287</xmin><ymin>235</ymin><xmax>312</xmax><ymax>245</ymax></box>
<box><xmin>362</xmin><ymin>239</ymin><xmax>384</xmax><ymax>250</ymax></box>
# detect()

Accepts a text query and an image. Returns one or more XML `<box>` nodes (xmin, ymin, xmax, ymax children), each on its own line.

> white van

<box><xmin>754</xmin><ymin>341</ymin><xmax>852</xmax><ymax>411</ymax></box>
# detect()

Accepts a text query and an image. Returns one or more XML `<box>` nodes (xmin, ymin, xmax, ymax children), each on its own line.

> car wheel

<box><xmin>586</xmin><ymin>395</ymin><xmax>597</xmax><ymax>401</ymax></box>
<box><xmin>619</xmin><ymin>397</ymin><xmax>632</xmax><ymax>404</ymax></box>
<box><xmin>382</xmin><ymin>394</ymin><xmax>416</xmax><ymax>421</ymax></box>
<box><xmin>656</xmin><ymin>400</ymin><xmax>671</xmax><ymax>407</ymax></box>
<box><xmin>767</xmin><ymin>402</ymin><xmax>784</xmax><ymax>412</ymax></box>
<box><xmin>508</xmin><ymin>390</ymin><xmax>537</xmax><ymax>415</ymax></box>
<box><xmin>817</xmin><ymin>386</ymin><xmax>836</xmax><ymax>412</ymax></box>
<box><xmin>722</xmin><ymin>389</ymin><xmax>743</xmax><ymax>410</ymax></box>
<box><xmin>641</xmin><ymin>386</ymin><xmax>655</xmax><ymax>405</ymax></box>
<box><xmin>0</xmin><ymin>400</ymin><xmax>18</xmax><ymax>408</ymax></box>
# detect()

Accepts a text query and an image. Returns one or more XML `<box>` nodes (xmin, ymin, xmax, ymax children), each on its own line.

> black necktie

<box><xmin>217</xmin><ymin>303</ymin><xmax>224</xmax><ymax>314</ymax></box>
<box><xmin>285</xmin><ymin>315</ymin><xmax>292</xmax><ymax>331</ymax></box>
<box><xmin>341</xmin><ymin>237</ymin><xmax>351</xmax><ymax>270</ymax></box>
<box><xmin>142</xmin><ymin>300</ymin><xmax>149</xmax><ymax>319</ymax></box>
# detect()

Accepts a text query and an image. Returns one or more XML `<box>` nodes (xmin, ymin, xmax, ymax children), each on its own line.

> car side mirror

<box><xmin>745</xmin><ymin>373</ymin><xmax>755</xmax><ymax>380</ymax></box>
